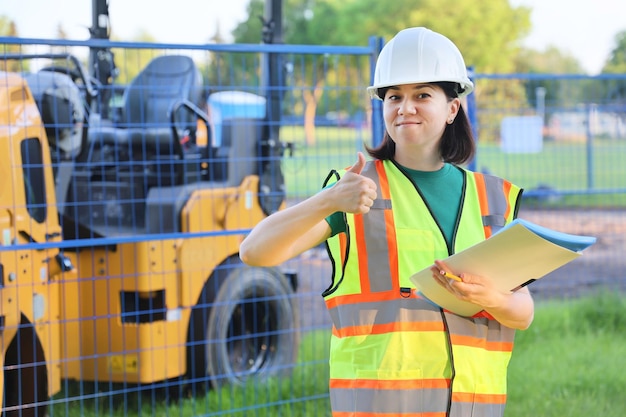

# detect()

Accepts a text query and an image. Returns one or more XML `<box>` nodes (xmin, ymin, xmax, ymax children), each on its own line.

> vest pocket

<box><xmin>396</xmin><ymin>229</ymin><xmax>438</xmax><ymax>285</ymax></box>
<box><xmin>396</xmin><ymin>229</ymin><xmax>436</xmax><ymax>257</ymax></box>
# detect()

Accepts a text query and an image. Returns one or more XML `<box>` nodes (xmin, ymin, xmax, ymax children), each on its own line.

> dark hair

<box><xmin>365</xmin><ymin>82</ymin><xmax>475</xmax><ymax>165</ymax></box>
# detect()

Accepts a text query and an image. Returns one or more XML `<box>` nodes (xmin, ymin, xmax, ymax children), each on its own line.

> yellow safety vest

<box><xmin>324</xmin><ymin>159</ymin><xmax>523</xmax><ymax>417</ymax></box>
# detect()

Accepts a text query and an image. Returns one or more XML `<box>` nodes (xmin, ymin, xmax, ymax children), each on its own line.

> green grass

<box><xmin>50</xmin><ymin>331</ymin><xmax>332</xmax><ymax>417</ymax></box>
<box><xmin>475</xmin><ymin>141</ymin><xmax>626</xmax><ymax>189</ymax></box>
<box><xmin>282</xmin><ymin>125</ymin><xmax>369</xmax><ymax>198</ymax></box>
<box><xmin>506</xmin><ymin>291</ymin><xmax>626</xmax><ymax>417</ymax></box>
<box><xmin>281</xmin><ymin>126</ymin><xmax>626</xmax><ymax>207</ymax></box>
<box><xmin>50</xmin><ymin>291</ymin><xmax>626</xmax><ymax>416</ymax></box>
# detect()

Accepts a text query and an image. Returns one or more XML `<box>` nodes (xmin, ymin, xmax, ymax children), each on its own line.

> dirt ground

<box><xmin>287</xmin><ymin>208</ymin><xmax>626</xmax><ymax>330</ymax></box>
<box><xmin>513</xmin><ymin>208</ymin><xmax>626</xmax><ymax>297</ymax></box>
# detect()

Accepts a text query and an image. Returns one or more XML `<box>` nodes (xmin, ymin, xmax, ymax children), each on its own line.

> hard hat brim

<box><xmin>367</xmin><ymin>80</ymin><xmax>474</xmax><ymax>100</ymax></box>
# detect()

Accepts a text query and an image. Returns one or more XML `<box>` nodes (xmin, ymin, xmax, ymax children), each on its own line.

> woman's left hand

<box><xmin>430</xmin><ymin>259</ymin><xmax>535</xmax><ymax>329</ymax></box>
<box><xmin>430</xmin><ymin>259</ymin><xmax>506</xmax><ymax>310</ymax></box>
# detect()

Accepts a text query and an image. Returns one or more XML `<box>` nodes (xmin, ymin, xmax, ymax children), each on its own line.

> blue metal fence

<box><xmin>1</xmin><ymin>36</ymin><xmax>625</xmax><ymax>417</ymax></box>
<box><xmin>469</xmin><ymin>72</ymin><xmax>626</xmax><ymax>199</ymax></box>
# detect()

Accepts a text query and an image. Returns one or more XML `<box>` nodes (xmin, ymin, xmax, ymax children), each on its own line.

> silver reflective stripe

<box><xmin>371</xmin><ymin>199</ymin><xmax>392</xmax><ymax>209</ymax></box>
<box><xmin>481</xmin><ymin>174</ymin><xmax>508</xmax><ymax>233</ymax></box>
<box><xmin>330</xmin><ymin>386</ymin><xmax>449</xmax><ymax>414</ymax></box>
<box><xmin>327</xmin><ymin>297</ymin><xmax>441</xmax><ymax>332</ymax></box>
<box><xmin>451</xmin><ymin>400</ymin><xmax>506</xmax><ymax>417</ymax></box>
<box><xmin>444</xmin><ymin>313</ymin><xmax>516</xmax><ymax>344</ymax></box>
<box><xmin>361</xmin><ymin>162</ymin><xmax>393</xmax><ymax>293</ymax></box>
<box><xmin>482</xmin><ymin>213</ymin><xmax>506</xmax><ymax>227</ymax></box>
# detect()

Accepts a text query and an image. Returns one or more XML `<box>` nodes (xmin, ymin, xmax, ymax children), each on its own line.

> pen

<box><xmin>440</xmin><ymin>270</ymin><xmax>463</xmax><ymax>282</ymax></box>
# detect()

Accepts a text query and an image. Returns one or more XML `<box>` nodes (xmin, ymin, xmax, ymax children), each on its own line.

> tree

<box><xmin>335</xmin><ymin>0</ymin><xmax>533</xmax><ymax>144</ymax></box>
<box><xmin>516</xmin><ymin>46</ymin><xmax>583</xmax><ymax>74</ymax></box>
<box><xmin>50</xmin><ymin>23</ymin><xmax>70</xmax><ymax>55</ymax></box>
<box><xmin>231</xmin><ymin>0</ymin><xmax>266</xmax><ymax>43</ymax></box>
<box><xmin>0</xmin><ymin>15</ymin><xmax>16</xmax><ymax>36</ymax></box>
<box><xmin>111</xmin><ymin>30</ymin><xmax>160</xmax><ymax>85</ymax></box>
<box><xmin>0</xmin><ymin>16</ymin><xmax>24</xmax><ymax>72</ymax></box>
<box><xmin>601</xmin><ymin>30</ymin><xmax>626</xmax><ymax>120</ymax></box>
<box><xmin>515</xmin><ymin>47</ymin><xmax>586</xmax><ymax>112</ymax></box>
<box><xmin>230</xmin><ymin>0</ymin><xmax>532</xmax><ymax>144</ymax></box>
<box><xmin>283</xmin><ymin>0</ymin><xmax>350</xmax><ymax>145</ymax></box>
<box><xmin>204</xmin><ymin>1</ymin><xmax>264</xmax><ymax>95</ymax></box>
<box><xmin>332</xmin><ymin>0</ymin><xmax>531</xmax><ymax>72</ymax></box>
<box><xmin>232</xmin><ymin>0</ymin><xmax>338</xmax><ymax>145</ymax></box>
<box><xmin>603</xmin><ymin>30</ymin><xmax>626</xmax><ymax>74</ymax></box>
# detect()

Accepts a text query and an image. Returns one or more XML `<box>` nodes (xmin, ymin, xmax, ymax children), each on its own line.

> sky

<box><xmin>3</xmin><ymin>0</ymin><xmax>626</xmax><ymax>75</ymax></box>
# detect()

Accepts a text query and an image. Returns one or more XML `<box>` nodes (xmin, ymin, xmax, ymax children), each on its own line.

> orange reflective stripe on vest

<box><xmin>474</xmin><ymin>172</ymin><xmax>519</xmax><ymax>238</ymax></box>
<box><xmin>324</xmin><ymin>160</ymin><xmax>522</xmax><ymax>417</ymax></box>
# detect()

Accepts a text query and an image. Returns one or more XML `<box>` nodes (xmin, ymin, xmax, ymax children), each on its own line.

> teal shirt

<box><xmin>326</xmin><ymin>162</ymin><xmax>464</xmax><ymax>247</ymax></box>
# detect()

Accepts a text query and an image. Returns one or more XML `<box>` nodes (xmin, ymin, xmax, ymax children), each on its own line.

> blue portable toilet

<box><xmin>207</xmin><ymin>91</ymin><xmax>266</xmax><ymax>146</ymax></box>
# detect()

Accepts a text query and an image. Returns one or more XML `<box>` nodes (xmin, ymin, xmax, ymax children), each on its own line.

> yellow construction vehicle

<box><xmin>0</xmin><ymin>1</ymin><xmax>297</xmax><ymax>415</ymax></box>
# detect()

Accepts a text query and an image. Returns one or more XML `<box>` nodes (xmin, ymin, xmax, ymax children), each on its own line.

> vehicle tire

<box><xmin>187</xmin><ymin>258</ymin><xmax>299</xmax><ymax>392</ymax></box>
<box><xmin>3</xmin><ymin>321</ymin><xmax>48</xmax><ymax>417</ymax></box>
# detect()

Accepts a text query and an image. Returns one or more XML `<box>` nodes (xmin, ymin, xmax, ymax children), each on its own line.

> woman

<box><xmin>240</xmin><ymin>27</ymin><xmax>534</xmax><ymax>417</ymax></box>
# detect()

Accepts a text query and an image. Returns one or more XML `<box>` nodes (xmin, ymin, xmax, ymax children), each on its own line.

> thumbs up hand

<box><xmin>347</xmin><ymin>151</ymin><xmax>367</xmax><ymax>175</ymax></box>
<box><xmin>327</xmin><ymin>152</ymin><xmax>378</xmax><ymax>214</ymax></box>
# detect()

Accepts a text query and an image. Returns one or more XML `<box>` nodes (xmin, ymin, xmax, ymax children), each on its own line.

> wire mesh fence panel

<box><xmin>1</xmin><ymin>36</ymin><xmax>625</xmax><ymax>417</ymax></box>
<box><xmin>469</xmin><ymin>73</ymin><xmax>626</xmax><ymax>301</ymax></box>
<box><xmin>0</xmin><ymin>37</ymin><xmax>371</xmax><ymax>417</ymax></box>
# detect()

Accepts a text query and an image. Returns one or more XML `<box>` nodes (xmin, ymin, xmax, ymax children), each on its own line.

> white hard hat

<box><xmin>367</xmin><ymin>27</ymin><xmax>474</xmax><ymax>100</ymax></box>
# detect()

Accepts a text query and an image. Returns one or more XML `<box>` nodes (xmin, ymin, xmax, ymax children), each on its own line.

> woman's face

<box><xmin>383</xmin><ymin>83</ymin><xmax>460</xmax><ymax>154</ymax></box>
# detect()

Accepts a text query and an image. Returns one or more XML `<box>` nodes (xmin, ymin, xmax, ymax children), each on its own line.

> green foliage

<box><xmin>0</xmin><ymin>15</ymin><xmax>17</xmax><ymax>36</ymax></box>
<box><xmin>0</xmin><ymin>15</ymin><xmax>25</xmax><ymax>72</ymax></box>
<box><xmin>227</xmin><ymin>0</ymin><xmax>533</xmax><ymax>123</ymax></box>
<box><xmin>600</xmin><ymin>31</ymin><xmax>626</xmax><ymax>112</ymax></box>
<box><xmin>408</xmin><ymin>0</ymin><xmax>531</xmax><ymax>73</ymax></box>
<box><xmin>516</xmin><ymin>47</ymin><xmax>584</xmax><ymax>74</ymax></box>
<box><xmin>288</xmin><ymin>1</ymin><xmax>341</xmax><ymax>45</ymax></box>
<box><xmin>506</xmin><ymin>292</ymin><xmax>626</xmax><ymax>417</ymax></box>
<box><xmin>324</xmin><ymin>0</ymin><xmax>420</xmax><ymax>45</ymax></box>
<box><xmin>515</xmin><ymin>47</ymin><xmax>587</xmax><ymax>112</ymax></box>
<box><xmin>602</xmin><ymin>30</ymin><xmax>626</xmax><ymax>74</ymax></box>
<box><xmin>110</xmin><ymin>31</ymin><xmax>160</xmax><ymax>84</ymax></box>
<box><xmin>231</xmin><ymin>0</ymin><xmax>265</xmax><ymax>43</ymax></box>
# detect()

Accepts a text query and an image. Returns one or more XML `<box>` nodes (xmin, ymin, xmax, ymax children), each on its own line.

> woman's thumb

<box><xmin>347</xmin><ymin>152</ymin><xmax>366</xmax><ymax>174</ymax></box>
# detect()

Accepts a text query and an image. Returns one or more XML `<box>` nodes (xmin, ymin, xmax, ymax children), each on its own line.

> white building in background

<box><xmin>547</xmin><ymin>108</ymin><xmax>626</xmax><ymax>141</ymax></box>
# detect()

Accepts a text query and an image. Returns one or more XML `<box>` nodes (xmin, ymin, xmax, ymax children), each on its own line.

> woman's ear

<box><xmin>449</xmin><ymin>97</ymin><xmax>461</xmax><ymax>121</ymax></box>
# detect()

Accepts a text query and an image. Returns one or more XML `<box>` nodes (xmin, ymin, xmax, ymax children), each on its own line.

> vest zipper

<box><xmin>441</xmin><ymin>310</ymin><xmax>454</xmax><ymax>417</ymax></box>
<box><xmin>448</xmin><ymin>169</ymin><xmax>468</xmax><ymax>254</ymax></box>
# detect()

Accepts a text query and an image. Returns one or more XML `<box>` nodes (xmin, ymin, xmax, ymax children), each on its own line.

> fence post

<box><xmin>369</xmin><ymin>35</ymin><xmax>384</xmax><ymax>148</ymax></box>
<box><xmin>586</xmin><ymin>103</ymin><xmax>596</xmax><ymax>190</ymax></box>
<box><xmin>466</xmin><ymin>66</ymin><xmax>477</xmax><ymax>171</ymax></box>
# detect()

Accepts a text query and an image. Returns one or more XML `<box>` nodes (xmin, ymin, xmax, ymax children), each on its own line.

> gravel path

<box><xmin>515</xmin><ymin>208</ymin><xmax>626</xmax><ymax>298</ymax></box>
